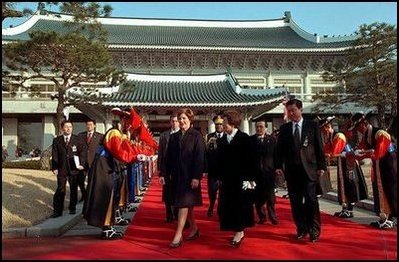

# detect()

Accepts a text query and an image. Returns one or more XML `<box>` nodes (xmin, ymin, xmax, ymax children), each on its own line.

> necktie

<box><xmin>65</xmin><ymin>136</ymin><xmax>69</xmax><ymax>146</ymax></box>
<box><xmin>87</xmin><ymin>132</ymin><xmax>92</xmax><ymax>144</ymax></box>
<box><xmin>294</xmin><ymin>123</ymin><xmax>300</xmax><ymax>149</ymax></box>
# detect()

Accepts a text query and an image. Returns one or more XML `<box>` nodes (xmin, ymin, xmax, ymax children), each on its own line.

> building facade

<box><xmin>3</xmin><ymin>10</ymin><xmax>362</xmax><ymax>159</ymax></box>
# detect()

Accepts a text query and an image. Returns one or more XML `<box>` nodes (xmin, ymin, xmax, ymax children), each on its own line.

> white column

<box><xmin>250</xmin><ymin>121</ymin><xmax>256</xmax><ymax>136</ymax></box>
<box><xmin>95</xmin><ymin>122</ymin><xmax>106</xmax><ymax>134</ymax></box>
<box><xmin>208</xmin><ymin>118</ymin><xmax>215</xmax><ymax>134</ymax></box>
<box><xmin>43</xmin><ymin>115</ymin><xmax>56</xmax><ymax>150</ymax></box>
<box><xmin>104</xmin><ymin>111</ymin><xmax>114</xmax><ymax>131</ymax></box>
<box><xmin>267</xmin><ymin>71</ymin><xmax>273</xmax><ymax>88</ymax></box>
<box><xmin>3</xmin><ymin>118</ymin><xmax>18</xmax><ymax>160</ymax></box>
<box><xmin>105</xmin><ymin>121</ymin><xmax>113</xmax><ymax>131</ymax></box>
<box><xmin>240</xmin><ymin>113</ymin><xmax>250</xmax><ymax>135</ymax></box>
<box><xmin>303</xmin><ymin>71</ymin><xmax>311</xmax><ymax>101</ymax></box>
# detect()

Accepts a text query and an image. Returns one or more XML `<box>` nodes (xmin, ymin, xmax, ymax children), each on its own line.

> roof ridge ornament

<box><xmin>284</xmin><ymin>11</ymin><xmax>291</xmax><ymax>22</ymax></box>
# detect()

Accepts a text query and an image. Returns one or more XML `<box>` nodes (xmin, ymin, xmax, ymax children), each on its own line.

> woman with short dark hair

<box><xmin>216</xmin><ymin>110</ymin><xmax>256</xmax><ymax>247</ymax></box>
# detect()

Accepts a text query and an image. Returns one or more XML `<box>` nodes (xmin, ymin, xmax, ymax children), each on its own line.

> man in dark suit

<box><xmin>205</xmin><ymin>114</ymin><xmax>224</xmax><ymax>217</ymax></box>
<box><xmin>158</xmin><ymin>114</ymin><xmax>180</xmax><ymax>223</ymax></box>
<box><xmin>275</xmin><ymin>99</ymin><xmax>326</xmax><ymax>243</ymax></box>
<box><xmin>78</xmin><ymin>119</ymin><xmax>104</xmax><ymax>202</ymax></box>
<box><xmin>250</xmin><ymin>120</ymin><xmax>278</xmax><ymax>225</ymax></box>
<box><xmin>51</xmin><ymin>120</ymin><xmax>87</xmax><ymax>218</ymax></box>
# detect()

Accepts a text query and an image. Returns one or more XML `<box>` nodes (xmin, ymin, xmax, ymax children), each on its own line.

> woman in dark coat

<box><xmin>163</xmin><ymin>108</ymin><xmax>206</xmax><ymax>248</ymax></box>
<box><xmin>216</xmin><ymin>110</ymin><xmax>256</xmax><ymax>247</ymax></box>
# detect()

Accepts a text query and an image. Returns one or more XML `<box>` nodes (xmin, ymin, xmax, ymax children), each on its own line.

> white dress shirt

<box><xmin>226</xmin><ymin>128</ymin><xmax>238</xmax><ymax>144</ymax></box>
<box><xmin>64</xmin><ymin>134</ymin><xmax>71</xmax><ymax>143</ymax></box>
<box><xmin>292</xmin><ymin>118</ymin><xmax>304</xmax><ymax>139</ymax></box>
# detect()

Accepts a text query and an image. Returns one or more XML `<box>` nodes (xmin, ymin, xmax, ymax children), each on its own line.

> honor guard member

<box><xmin>319</xmin><ymin>116</ymin><xmax>368</xmax><ymax>218</ymax></box>
<box><xmin>349</xmin><ymin>112</ymin><xmax>397</xmax><ymax>229</ymax></box>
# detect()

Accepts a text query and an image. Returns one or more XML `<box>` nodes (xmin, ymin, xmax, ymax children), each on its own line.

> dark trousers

<box><xmin>165</xmin><ymin>203</ymin><xmax>178</xmax><ymax>221</ymax></box>
<box><xmin>78</xmin><ymin>171</ymin><xmax>87</xmax><ymax>202</ymax></box>
<box><xmin>163</xmin><ymin>175</ymin><xmax>178</xmax><ymax>221</ymax></box>
<box><xmin>255</xmin><ymin>182</ymin><xmax>277</xmax><ymax>221</ymax></box>
<box><xmin>127</xmin><ymin>164</ymin><xmax>137</xmax><ymax>203</ymax></box>
<box><xmin>207</xmin><ymin>175</ymin><xmax>219</xmax><ymax>212</ymax></box>
<box><xmin>287</xmin><ymin>166</ymin><xmax>321</xmax><ymax>237</ymax></box>
<box><xmin>53</xmin><ymin>174</ymin><xmax>78</xmax><ymax>214</ymax></box>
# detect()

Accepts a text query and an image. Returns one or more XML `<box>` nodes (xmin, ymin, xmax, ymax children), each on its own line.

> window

<box><xmin>25</xmin><ymin>84</ymin><xmax>57</xmax><ymax>99</ymax></box>
<box><xmin>17</xmin><ymin>116</ymin><xmax>43</xmax><ymax>155</ymax></box>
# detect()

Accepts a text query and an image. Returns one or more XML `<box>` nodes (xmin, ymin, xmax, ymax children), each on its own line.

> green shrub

<box><xmin>2</xmin><ymin>160</ymin><xmax>42</xmax><ymax>169</ymax></box>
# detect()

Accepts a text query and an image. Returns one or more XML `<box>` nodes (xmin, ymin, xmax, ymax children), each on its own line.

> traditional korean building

<box><xmin>2</xmin><ymin>10</ymin><xmax>365</xmax><ymax>158</ymax></box>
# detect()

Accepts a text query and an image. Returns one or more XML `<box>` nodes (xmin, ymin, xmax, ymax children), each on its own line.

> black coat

<box><xmin>83</xmin><ymin>145</ymin><xmax>123</xmax><ymax>228</ymax></box>
<box><xmin>158</xmin><ymin>130</ymin><xmax>173</xmax><ymax>203</ymax></box>
<box><xmin>216</xmin><ymin>130</ymin><xmax>256</xmax><ymax>232</ymax></box>
<box><xmin>205</xmin><ymin>132</ymin><xmax>223</xmax><ymax>177</ymax></box>
<box><xmin>250</xmin><ymin>134</ymin><xmax>277</xmax><ymax>200</ymax></box>
<box><xmin>78</xmin><ymin>131</ymin><xmax>104</xmax><ymax>169</ymax></box>
<box><xmin>164</xmin><ymin>127</ymin><xmax>206</xmax><ymax>208</ymax></box>
<box><xmin>275</xmin><ymin>120</ymin><xmax>326</xmax><ymax>186</ymax></box>
<box><xmin>51</xmin><ymin>134</ymin><xmax>87</xmax><ymax>176</ymax></box>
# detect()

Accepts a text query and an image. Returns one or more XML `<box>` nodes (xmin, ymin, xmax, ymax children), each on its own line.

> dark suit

<box><xmin>250</xmin><ymin>134</ymin><xmax>277</xmax><ymax>223</ymax></box>
<box><xmin>158</xmin><ymin>129</ymin><xmax>178</xmax><ymax>220</ymax></box>
<box><xmin>275</xmin><ymin>119</ymin><xmax>326</xmax><ymax>238</ymax></box>
<box><xmin>51</xmin><ymin>134</ymin><xmax>87</xmax><ymax>215</ymax></box>
<box><xmin>77</xmin><ymin>131</ymin><xmax>104</xmax><ymax>202</ymax></box>
<box><xmin>205</xmin><ymin>131</ymin><xmax>223</xmax><ymax>215</ymax></box>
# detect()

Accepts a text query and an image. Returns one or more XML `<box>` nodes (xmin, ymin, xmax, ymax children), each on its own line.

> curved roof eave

<box><xmin>102</xmin><ymin>97</ymin><xmax>284</xmax><ymax>108</ymax></box>
<box><xmin>107</xmin><ymin>44</ymin><xmax>352</xmax><ymax>52</ymax></box>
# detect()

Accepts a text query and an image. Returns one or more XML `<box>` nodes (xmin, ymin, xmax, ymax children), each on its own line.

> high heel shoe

<box><xmin>169</xmin><ymin>238</ymin><xmax>183</xmax><ymax>248</ymax></box>
<box><xmin>186</xmin><ymin>229</ymin><xmax>199</xmax><ymax>241</ymax></box>
<box><xmin>230</xmin><ymin>235</ymin><xmax>244</xmax><ymax>248</ymax></box>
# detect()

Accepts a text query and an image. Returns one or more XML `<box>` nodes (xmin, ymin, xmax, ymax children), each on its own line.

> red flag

<box><xmin>129</xmin><ymin>108</ymin><xmax>142</xmax><ymax>130</ymax></box>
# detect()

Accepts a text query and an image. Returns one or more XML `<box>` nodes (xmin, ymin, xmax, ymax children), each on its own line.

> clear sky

<box><xmin>3</xmin><ymin>2</ymin><xmax>397</xmax><ymax>36</ymax></box>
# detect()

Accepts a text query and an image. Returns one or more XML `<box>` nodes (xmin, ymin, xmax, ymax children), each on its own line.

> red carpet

<box><xmin>33</xmin><ymin>178</ymin><xmax>397</xmax><ymax>260</ymax></box>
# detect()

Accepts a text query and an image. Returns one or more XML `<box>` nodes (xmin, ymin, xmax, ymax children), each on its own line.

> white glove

<box><xmin>354</xmin><ymin>149</ymin><xmax>362</xmax><ymax>156</ymax></box>
<box><xmin>340</xmin><ymin>152</ymin><xmax>346</xmax><ymax>158</ymax></box>
<box><xmin>137</xmin><ymin>154</ymin><xmax>147</xmax><ymax>161</ymax></box>
<box><xmin>242</xmin><ymin>181</ymin><xmax>256</xmax><ymax>190</ymax></box>
<box><xmin>150</xmin><ymin>155</ymin><xmax>158</xmax><ymax>161</ymax></box>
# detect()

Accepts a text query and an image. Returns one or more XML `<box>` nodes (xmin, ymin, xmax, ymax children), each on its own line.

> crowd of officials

<box><xmin>49</xmin><ymin>98</ymin><xmax>397</xmax><ymax>245</ymax></box>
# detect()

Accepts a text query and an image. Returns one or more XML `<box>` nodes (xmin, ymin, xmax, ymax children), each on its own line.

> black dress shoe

<box><xmin>69</xmin><ymin>210</ymin><xmax>76</xmax><ymax>215</ymax></box>
<box><xmin>169</xmin><ymin>238</ymin><xmax>182</xmax><ymax>248</ymax></box>
<box><xmin>186</xmin><ymin>229</ymin><xmax>199</xmax><ymax>241</ymax></box>
<box><xmin>257</xmin><ymin>218</ymin><xmax>265</xmax><ymax>224</ymax></box>
<box><xmin>271</xmin><ymin>219</ymin><xmax>279</xmax><ymax>225</ymax></box>
<box><xmin>296</xmin><ymin>232</ymin><xmax>308</xmax><ymax>240</ymax></box>
<box><xmin>50</xmin><ymin>213</ymin><xmax>62</xmax><ymax>218</ymax></box>
<box><xmin>310</xmin><ymin>234</ymin><xmax>319</xmax><ymax>243</ymax></box>
<box><xmin>230</xmin><ymin>236</ymin><xmax>244</xmax><ymax>248</ymax></box>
